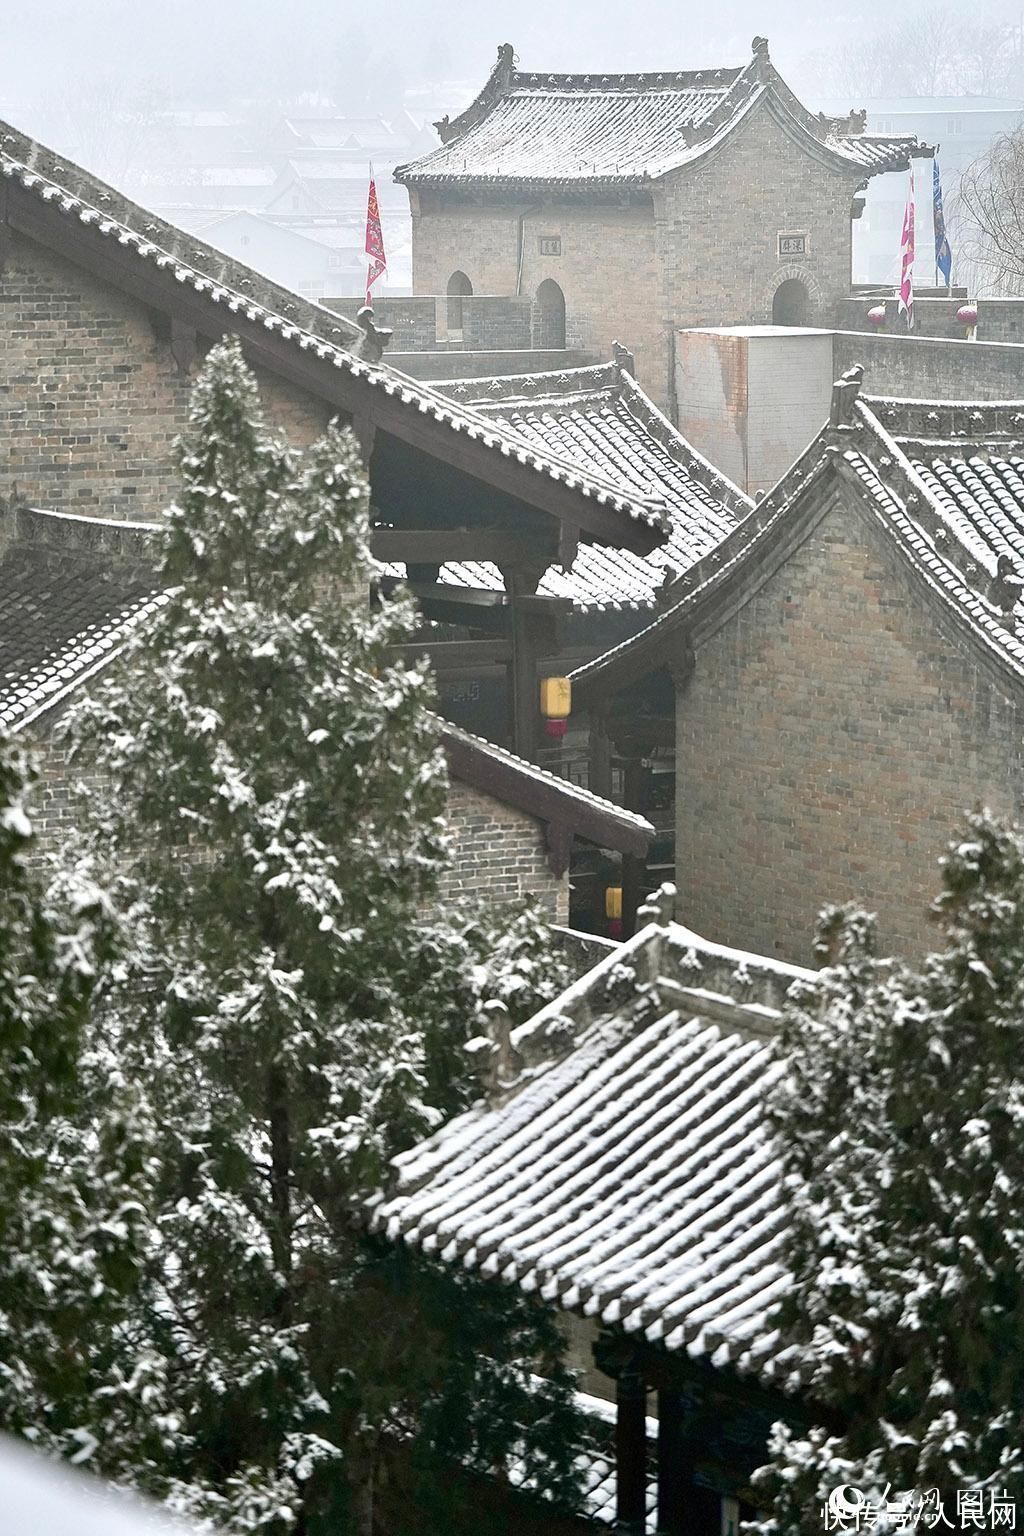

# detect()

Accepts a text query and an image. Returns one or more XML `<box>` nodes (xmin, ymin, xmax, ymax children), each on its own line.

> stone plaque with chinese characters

<box><xmin>538</xmin><ymin>235</ymin><xmax>562</xmax><ymax>256</ymax></box>
<box><xmin>778</xmin><ymin>232</ymin><xmax>807</xmax><ymax>257</ymax></box>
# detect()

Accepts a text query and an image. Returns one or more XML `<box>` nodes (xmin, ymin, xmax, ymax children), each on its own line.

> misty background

<box><xmin>5</xmin><ymin>0</ymin><xmax>1024</xmax><ymax>296</ymax></box>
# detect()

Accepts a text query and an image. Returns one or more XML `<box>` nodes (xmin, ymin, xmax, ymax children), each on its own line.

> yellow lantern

<box><xmin>605</xmin><ymin>884</ymin><xmax>623</xmax><ymax>939</ymax></box>
<box><xmin>540</xmin><ymin>676</ymin><xmax>572</xmax><ymax>738</ymax></box>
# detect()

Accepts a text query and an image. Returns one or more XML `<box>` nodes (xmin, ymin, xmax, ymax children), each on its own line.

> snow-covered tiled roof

<box><xmin>0</xmin><ymin>507</ymin><xmax>164</xmax><ymax>732</ymax></box>
<box><xmin>397</xmin><ymin>41</ymin><xmax>929</xmax><ymax>189</ymax></box>
<box><xmin>571</xmin><ymin>386</ymin><xmax>1024</xmax><ymax>697</ymax></box>
<box><xmin>382</xmin><ymin>363</ymin><xmax>749</xmax><ymax>612</ymax></box>
<box><xmin>0</xmin><ymin>120</ymin><xmax>666</xmax><ymax>538</ymax></box>
<box><xmin>373</xmin><ymin>915</ymin><xmax>813</xmax><ymax>1385</ymax></box>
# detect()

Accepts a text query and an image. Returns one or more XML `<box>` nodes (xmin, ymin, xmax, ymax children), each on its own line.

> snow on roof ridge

<box><xmin>437</xmin><ymin>718</ymin><xmax>655</xmax><ymax>834</ymax></box>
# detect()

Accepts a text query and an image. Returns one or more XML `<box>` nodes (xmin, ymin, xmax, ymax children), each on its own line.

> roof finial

<box><xmin>751</xmin><ymin>35</ymin><xmax>771</xmax><ymax>80</ymax></box>
<box><xmin>612</xmin><ymin>339</ymin><xmax>636</xmax><ymax>377</ymax></box>
<box><xmin>497</xmin><ymin>42</ymin><xmax>516</xmax><ymax>87</ymax></box>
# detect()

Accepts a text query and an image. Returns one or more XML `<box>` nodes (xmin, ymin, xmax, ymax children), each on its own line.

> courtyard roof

<box><xmin>571</xmin><ymin>381</ymin><xmax>1024</xmax><ymax>699</ymax></box>
<box><xmin>380</xmin><ymin>360</ymin><xmax>749</xmax><ymax>611</ymax></box>
<box><xmin>397</xmin><ymin>40</ymin><xmax>929</xmax><ymax>190</ymax></box>
<box><xmin>0</xmin><ymin>119</ymin><xmax>667</xmax><ymax>551</ymax></box>
<box><xmin>0</xmin><ymin>504</ymin><xmax>651</xmax><ymax>856</ymax></box>
<box><xmin>373</xmin><ymin>909</ymin><xmax>813</xmax><ymax>1385</ymax></box>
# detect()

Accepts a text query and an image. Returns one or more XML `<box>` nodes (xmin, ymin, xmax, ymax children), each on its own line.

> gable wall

<box><xmin>440</xmin><ymin>777</ymin><xmax>568</xmax><ymax>921</ymax></box>
<box><xmin>1</xmin><ymin>231</ymin><xmax>331</xmax><ymax>520</ymax></box>
<box><xmin>407</xmin><ymin>194</ymin><xmax>667</xmax><ymax>406</ymax></box>
<box><xmin>674</xmin><ymin>488</ymin><xmax>1024</xmax><ymax>962</ymax></box>
<box><xmin>655</xmin><ymin>103</ymin><xmax>864</xmax><ymax>339</ymax></box>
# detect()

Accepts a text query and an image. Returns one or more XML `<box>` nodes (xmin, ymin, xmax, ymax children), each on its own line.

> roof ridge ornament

<box><xmin>751</xmin><ymin>34</ymin><xmax>771</xmax><ymax>81</ymax></box>
<box><xmin>353</xmin><ymin>305</ymin><xmax>393</xmax><ymax>364</ymax></box>
<box><xmin>829</xmin><ymin>364</ymin><xmax>864</xmax><ymax>428</ymax></box>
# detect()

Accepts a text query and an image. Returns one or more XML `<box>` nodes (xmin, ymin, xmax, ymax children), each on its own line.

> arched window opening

<box><xmin>535</xmin><ymin>278</ymin><xmax>566</xmax><ymax>348</ymax></box>
<box><xmin>446</xmin><ymin>270</ymin><xmax>473</xmax><ymax>334</ymax></box>
<box><xmin>772</xmin><ymin>277</ymin><xmax>810</xmax><ymax>327</ymax></box>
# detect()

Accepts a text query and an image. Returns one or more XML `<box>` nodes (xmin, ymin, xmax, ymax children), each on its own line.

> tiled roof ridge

<box><xmin>833</xmin><ymin>443</ymin><xmax>1024</xmax><ymax>686</ymax></box>
<box><xmin>425</xmin><ymin>41</ymin><xmax>748</xmax><ymax>153</ymax></box>
<box><xmin>615</xmin><ymin>369</ymin><xmax>753</xmax><ymax>514</ymax></box>
<box><xmin>3</xmin><ymin>504</ymin><xmax>160</xmax><ymax>566</ymax></box>
<box><xmin>569</xmin><ymin>429</ymin><xmax>834</xmax><ymax>687</ymax></box>
<box><xmin>436</xmin><ymin>361</ymin><xmax>621</xmax><ymax>405</ymax></box>
<box><xmin>852</xmin><ymin>397</ymin><xmax>1024</xmax><ymax>595</ymax></box>
<box><xmin>436</xmin><ymin>358</ymin><xmax>750</xmax><ymax>518</ymax></box>
<box><xmin>0</xmin><ymin>120</ymin><xmax>363</xmax><ymax>351</ymax></box>
<box><xmin>572</xmin><ymin>393</ymin><xmax>1024</xmax><ymax>695</ymax></box>
<box><xmin>371</xmin><ymin>915</ymin><xmax>817</xmax><ymax>1381</ymax></box>
<box><xmin>398</xmin><ymin>40</ymin><xmax>929</xmax><ymax>188</ymax></box>
<box><xmin>503</xmin><ymin>911</ymin><xmax>814</xmax><ymax>1086</ymax></box>
<box><xmin>862</xmin><ymin>394</ymin><xmax>1024</xmax><ymax>443</ymax></box>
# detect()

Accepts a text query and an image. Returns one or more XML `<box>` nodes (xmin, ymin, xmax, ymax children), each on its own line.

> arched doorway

<box><xmin>446</xmin><ymin>270</ymin><xmax>473</xmax><ymax>335</ymax></box>
<box><xmin>535</xmin><ymin>278</ymin><xmax>566</xmax><ymax>348</ymax></box>
<box><xmin>772</xmin><ymin>277</ymin><xmax>810</xmax><ymax>327</ymax></box>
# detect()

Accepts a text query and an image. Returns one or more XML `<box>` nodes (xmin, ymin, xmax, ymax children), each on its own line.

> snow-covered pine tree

<box><xmin>0</xmin><ymin>730</ymin><xmax>150</xmax><ymax>1463</ymax></box>
<box><xmin>67</xmin><ymin>339</ymin><xmax>583</xmax><ymax>1533</ymax></box>
<box><xmin>755</xmin><ymin>811</ymin><xmax>1024</xmax><ymax>1533</ymax></box>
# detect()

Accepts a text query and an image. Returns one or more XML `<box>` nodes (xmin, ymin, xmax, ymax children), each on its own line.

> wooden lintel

<box><xmin>387</xmin><ymin>638</ymin><xmax>512</xmax><ymax>670</ymax></box>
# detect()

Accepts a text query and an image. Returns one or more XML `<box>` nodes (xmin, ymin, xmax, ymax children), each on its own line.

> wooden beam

<box><xmin>371</xmin><ymin>527</ymin><xmax>553</xmax><ymax>566</ymax></box>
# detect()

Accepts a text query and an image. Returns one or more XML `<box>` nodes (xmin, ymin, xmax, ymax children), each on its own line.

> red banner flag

<box><xmin>898</xmin><ymin>169</ymin><xmax>915</xmax><ymax>329</ymax></box>
<box><xmin>365</xmin><ymin>167</ymin><xmax>386</xmax><ymax>307</ymax></box>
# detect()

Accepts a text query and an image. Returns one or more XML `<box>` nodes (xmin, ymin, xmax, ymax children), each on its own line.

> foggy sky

<box><xmin>0</xmin><ymin>0</ymin><xmax>879</xmax><ymax>135</ymax></box>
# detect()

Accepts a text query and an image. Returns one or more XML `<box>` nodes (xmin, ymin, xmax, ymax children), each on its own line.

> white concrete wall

<box><xmin>675</xmin><ymin>326</ymin><xmax>835</xmax><ymax>494</ymax></box>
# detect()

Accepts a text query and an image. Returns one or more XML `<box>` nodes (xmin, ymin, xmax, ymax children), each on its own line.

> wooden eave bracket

<box><xmin>544</xmin><ymin>819</ymin><xmax>573</xmax><ymax>878</ymax></box>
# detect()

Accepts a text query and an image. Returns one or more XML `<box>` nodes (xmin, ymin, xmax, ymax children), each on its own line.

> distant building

<box><xmin>813</xmin><ymin>96</ymin><xmax>1024</xmax><ymax>287</ymax></box>
<box><xmin>189</xmin><ymin>210</ymin><xmax>365</xmax><ymax>300</ymax></box>
<box><xmin>396</xmin><ymin>38</ymin><xmax>931</xmax><ymax>412</ymax></box>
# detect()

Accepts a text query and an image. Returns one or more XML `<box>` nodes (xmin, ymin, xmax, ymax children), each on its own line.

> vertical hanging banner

<box><xmin>365</xmin><ymin>163</ymin><xmax>387</xmax><ymax>307</ymax></box>
<box><xmin>933</xmin><ymin>159</ymin><xmax>953</xmax><ymax>289</ymax></box>
<box><xmin>898</xmin><ymin>168</ymin><xmax>915</xmax><ymax>329</ymax></box>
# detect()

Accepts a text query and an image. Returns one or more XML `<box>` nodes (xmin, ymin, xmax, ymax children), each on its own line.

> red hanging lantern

<box><xmin>867</xmin><ymin>304</ymin><xmax>887</xmax><ymax>327</ymax></box>
<box><xmin>956</xmin><ymin>303</ymin><xmax>978</xmax><ymax>338</ymax></box>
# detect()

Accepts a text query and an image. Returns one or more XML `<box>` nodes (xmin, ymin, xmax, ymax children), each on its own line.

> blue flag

<box><xmin>933</xmin><ymin>159</ymin><xmax>953</xmax><ymax>286</ymax></box>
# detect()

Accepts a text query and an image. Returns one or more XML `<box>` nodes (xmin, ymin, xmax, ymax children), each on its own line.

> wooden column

<box><xmin>589</xmin><ymin>717</ymin><xmax>613</xmax><ymax>800</ymax></box>
<box><xmin>616</xmin><ymin>1362</ymin><xmax>648</xmax><ymax>1536</ymax></box>
<box><xmin>656</xmin><ymin>1386</ymin><xmax>686</xmax><ymax>1535</ymax></box>
<box><xmin>500</xmin><ymin>566</ymin><xmax>554</xmax><ymax>763</ymax></box>
<box><xmin>621</xmin><ymin>757</ymin><xmax>652</xmax><ymax>939</ymax></box>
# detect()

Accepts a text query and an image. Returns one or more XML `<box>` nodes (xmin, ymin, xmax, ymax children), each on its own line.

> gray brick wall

<box><xmin>1</xmin><ymin>231</ymin><xmax>331</xmax><ymax>520</ymax></box>
<box><xmin>673</xmin><ymin>484</ymin><xmax>1024</xmax><ymax>964</ymax></box>
<box><xmin>440</xmin><ymin>779</ymin><xmax>569</xmax><ymax>921</ymax></box>
<box><xmin>833</xmin><ymin>330</ymin><xmax>1024</xmax><ymax>399</ymax></box>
